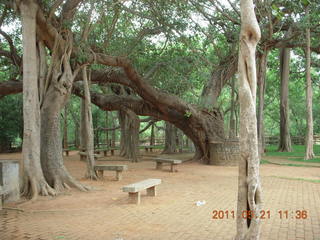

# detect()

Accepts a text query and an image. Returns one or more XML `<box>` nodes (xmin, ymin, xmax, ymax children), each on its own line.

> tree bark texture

<box><xmin>39</xmin><ymin>33</ymin><xmax>88</xmax><ymax>192</ymax></box>
<box><xmin>257</xmin><ymin>48</ymin><xmax>268</xmax><ymax>155</ymax></box>
<box><xmin>278</xmin><ymin>29</ymin><xmax>292</xmax><ymax>152</ymax></box>
<box><xmin>20</xmin><ymin>0</ymin><xmax>55</xmax><ymax>199</ymax></box>
<box><xmin>304</xmin><ymin>6</ymin><xmax>314</xmax><ymax>160</ymax></box>
<box><xmin>162</xmin><ymin>122</ymin><xmax>177</xmax><ymax>154</ymax></box>
<box><xmin>79</xmin><ymin>99</ymin><xmax>87</xmax><ymax>150</ymax></box>
<box><xmin>236</xmin><ymin>0</ymin><xmax>263</xmax><ymax>239</ymax></box>
<box><xmin>63</xmin><ymin>104</ymin><xmax>68</xmax><ymax>149</ymax></box>
<box><xmin>150</xmin><ymin>123</ymin><xmax>155</xmax><ymax>146</ymax></box>
<box><xmin>82</xmin><ymin>68</ymin><xmax>97</xmax><ymax>179</ymax></box>
<box><xmin>119</xmin><ymin>109</ymin><xmax>140</xmax><ymax>162</ymax></box>
<box><xmin>201</xmin><ymin>54</ymin><xmax>238</xmax><ymax>108</ymax></box>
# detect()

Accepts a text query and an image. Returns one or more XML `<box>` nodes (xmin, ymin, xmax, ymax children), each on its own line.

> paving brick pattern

<box><xmin>0</xmin><ymin>153</ymin><xmax>319</xmax><ymax>240</ymax></box>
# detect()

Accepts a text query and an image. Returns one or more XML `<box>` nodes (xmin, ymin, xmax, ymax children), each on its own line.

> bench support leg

<box><xmin>104</xmin><ymin>150</ymin><xmax>107</xmax><ymax>156</ymax></box>
<box><xmin>116</xmin><ymin>171</ymin><xmax>122</xmax><ymax>181</ymax></box>
<box><xmin>128</xmin><ymin>192</ymin><xmax>140</xmax><ymax>204</ymax></box>
<box><xmin>97</xmin><ymin>170</ymin><xmax>104</xmax><ymax>178</ymax></box>
<box><xmin>111</xmin><ymin>150</ymin><xmax>114</xmax><ymax>156</ymax></box>
<box><xmin>156</xmin><ymin>162</ymin><xmax>163</xmax><ymax>170</ymax></box>
<box><xmin>80</xmin><ymin>155</ymin><xmax>85</xmax><ymax>161</ymax></box>
<box><xmin>170</xmin><ymin>164</ymin><xmax>177</xmax><ymax>172</ymax></box>
<box><xmin>147</xmin><ymin>186</ymin><xmax>156</xmax><ymax>196</ymax></box>
<box><xmin>0</xmin><ymin>195</ymin><xmax>2</xmax><ymax>210</ymax></box>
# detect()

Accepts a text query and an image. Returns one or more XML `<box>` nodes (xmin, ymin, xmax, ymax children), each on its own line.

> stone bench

<box><xmin>0</xmin><ymin>186</ymin><xmax>8</xmax><ymax>210</ymax></box>
<box><xmin>94</xmin><ymin>165</ymin><xmax>128</xmax><ymax>181</ymax></box>
<box><xmin>79</xmin><ymin>151</ymin><xmax>103</xmax><ymax>161</ymax></box>
<box><xmin>144</xmin><ymin>146</ymin><xmax>156</xmax><ymax>152</ymax></box>
<box><xmin>154</xmin><ymin>158</ymin><xmax>182</xmax><ymax>172</ymax></box>
<box><xmin>109</xmin><ymin>147</ymin><xmax>118</xmax><ymax>156</ymax></box>
<box><xmin>122</xmin><ymin>178</ymin><xmax>161</xmax><ymax>204</ymax></box>
<box><xmin>63</xmin><ymin>149</ymin><xmax>71</xmax><ymax>156</ymax></box>
<box><xmin>94</xmin><ymin>148</ymin><xmax>108</xmax><ymax>156</ymax></box>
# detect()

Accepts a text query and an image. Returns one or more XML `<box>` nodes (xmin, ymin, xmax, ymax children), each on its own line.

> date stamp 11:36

<box><xmin>212</xmin><ymin>210</ymin><xmax>308</xmax><ymax>220</ymax></box>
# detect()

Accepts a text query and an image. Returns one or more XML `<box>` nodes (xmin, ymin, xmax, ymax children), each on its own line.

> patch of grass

<box><xmin>272</xmin><ymin>176</ymin><xmax>320</xmax><ymax>184</ymax></box>
<box><xmin>260</xmin><ymin>159</ymin><xmax>270</xmax><ymax>164</ymax></box>
<box><xmin>286</xmin><ymin>157</ymin><xmax>320</xmax><ymax>163</ymax></box>
<box><xmin>265</xmin><ymin>145</ymin><xmax>320</xmax><ymax>161</ymax></box>
<box><xmin>261</xmin><ymin>159</ymin><xmax>318</xmax><ymax>167</ymax></box>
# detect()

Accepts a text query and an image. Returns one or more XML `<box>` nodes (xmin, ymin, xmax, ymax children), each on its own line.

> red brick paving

<box><xmin>0</xmin><ymin>152</ymin><xmax>319</xmax><ymax>240</ymax></box>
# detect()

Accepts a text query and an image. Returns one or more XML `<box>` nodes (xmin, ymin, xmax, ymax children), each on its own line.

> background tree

<box><xmin>304</xmin><ymin>3</ymin><xmax>314</xmax><ymax>160</ymax></box>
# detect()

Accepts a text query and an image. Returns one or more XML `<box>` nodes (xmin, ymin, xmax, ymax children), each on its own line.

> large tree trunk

<box><xmin>82</xmin><ymin>68</ymin><xmax>97</xmax><ymax>179</ymax></box>
<box><xmin>20</xmin><ymin>0</ymin><xmax>55</xmax><ymax>199</ymax></box>
<box><xmin>40</xmin><ymin>34</ymin><xmax>88</xmax><ymax>192</ymax></box>
<box><xmin>236</xmin><ymin>0</ymin><xmax>263</xmax><ymax>239</ymax></box>
<box><xmin>119</xmin><ymin>109</ymin><xmax>140</xmax><ymax>162</ymax></box>
<box><xmin>257</xmin><ymin>48</ymin><xmax>268</xmax><ymax>155</ymax></box>
<box><xmin>40</xmin><ymin>87</ymin><xmax>88</xmax><ymax>191</ymax></box>
<box><xmin>162</xmin><ymin>122</ymin><xmax>177</xmax><ymax>154</ymax></box>
<box><xmin>304</xmin><ymin>5</ymin><xmax>314</xmax><ymax>160</ymax></box>
<box><xmin>278</xmin><ymin>31</ymin><xmax>292</xmax><ymax>152</ymax></box>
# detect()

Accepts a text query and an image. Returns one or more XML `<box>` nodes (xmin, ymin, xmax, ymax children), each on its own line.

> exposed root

<box><xmin>21</xmin><ymin>175</ymin><xmax>56</xmax><ymax>202</ymax></box>
<box><xmin>51</xmin><ymin>169</ymin><xmax>92</xmax><ymax>192</ymax></box>
<box><xmin>86</xmin><ymin>172</ymin><xmax>98</xmax><ymax>181</ymax></box>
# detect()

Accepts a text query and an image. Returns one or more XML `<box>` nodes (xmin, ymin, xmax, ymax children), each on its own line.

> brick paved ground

<box><xmin>0</xmin><ymin>152</ymin><xmax>319</xmax><ymax>240</ymax></box>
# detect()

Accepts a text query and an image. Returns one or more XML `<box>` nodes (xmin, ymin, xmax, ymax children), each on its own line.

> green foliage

<box><xmin>0</xmin><ymin>94</ymin><xmax>23</xmax><ymax>151</ymax></box>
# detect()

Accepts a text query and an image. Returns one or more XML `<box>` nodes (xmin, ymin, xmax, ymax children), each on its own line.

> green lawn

<box><xmin>265</xmin><ymin>145</ymin><xmax>320</xmax><ymax>163</ymax></box>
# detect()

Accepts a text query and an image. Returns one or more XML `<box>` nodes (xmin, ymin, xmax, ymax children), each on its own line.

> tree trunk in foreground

<box><xmin>278</xmin><ymin>31</ymin><xmax>292</xmax><ymax>152</ymax></box>
<box><xmin>257</xmin><ymin>48</ymin><xmax>268</xmax><ymax>155</ymax></box>
<box><xmin>162</xmin><ymin>122</ymin><xmax>177</xmax><ymax>154</ymax></box>
<box><xmin>20</xmin><ymin>0</ymin><xmax>55</xmax><ymax>199</ymax></box>
<box><xmin>304</xmin><ymin>5</ymin><xmax>314</xmax><ymax>160</ymax></box>
<box><xmin>82</xmin><ymin>68</ymin><xmax>97</xmax><ymax>179</ymax></box>
<box><xmin>40</xmin><ymin>36</ymin><xmax>88</xmax><ymax>192</ymax></box>
<box><xmin>236</xmin><ymin>0</ymin><xmax>263</xmax><ymax>239</ymax></box>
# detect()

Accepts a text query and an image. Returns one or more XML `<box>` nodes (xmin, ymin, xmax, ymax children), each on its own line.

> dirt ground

<box><xmin>0</xmin><ymin>150</ymin><xmax>319</xmax><ymax>240</ymax></box>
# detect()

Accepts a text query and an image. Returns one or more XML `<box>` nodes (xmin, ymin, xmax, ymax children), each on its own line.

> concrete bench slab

<box><xmin>153</xmin><ymin>158</ymin><xmax>182</xmax><ymax>172</ymax></box>
<box><xmin>79</xmin><ymin>151</ymin><xmax>103</xmax><ymax>161</ymax></box>
<box><xmin>94</xmin><ymin>148</ymin><xmax>109</xmax><ymax>156</ymax></box>
<box><xmin>0</xmin><ymin>160</ymin><xmax>20</xmax><ymax>207</ymax></box>
<box><xmin>63</xmin><ymin>149</ymin><xmax>71</xmax><ymax>156</ymax></box>
<box><xmin>94</xmin><ymin>165</ymin><xmax>128</xmax><ymax>181</ymax></box>
<box><xmin>123</xmin><ymin>178</ymin><xmax>161</xmax><ymax>204</ymax></box>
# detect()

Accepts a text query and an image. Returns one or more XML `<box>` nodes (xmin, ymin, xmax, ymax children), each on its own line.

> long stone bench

<box><xmin>122</xmin><ymin>178</ymin><xmax>161</xmax><ymax>204</ymax></box>
<box><xmin>79</xmin><ymin>151</ymin><xmax>103</xmax><ymax>161</ymax></box>
<box><xmin>94</xmin><ymin>165</ymin><xmax>128</xmax><ymax>181</ymax></box>
<box><xmin>154</xmin><ymin>158</ymin><xmax>182</xmax><ymax>172</ymax></box>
